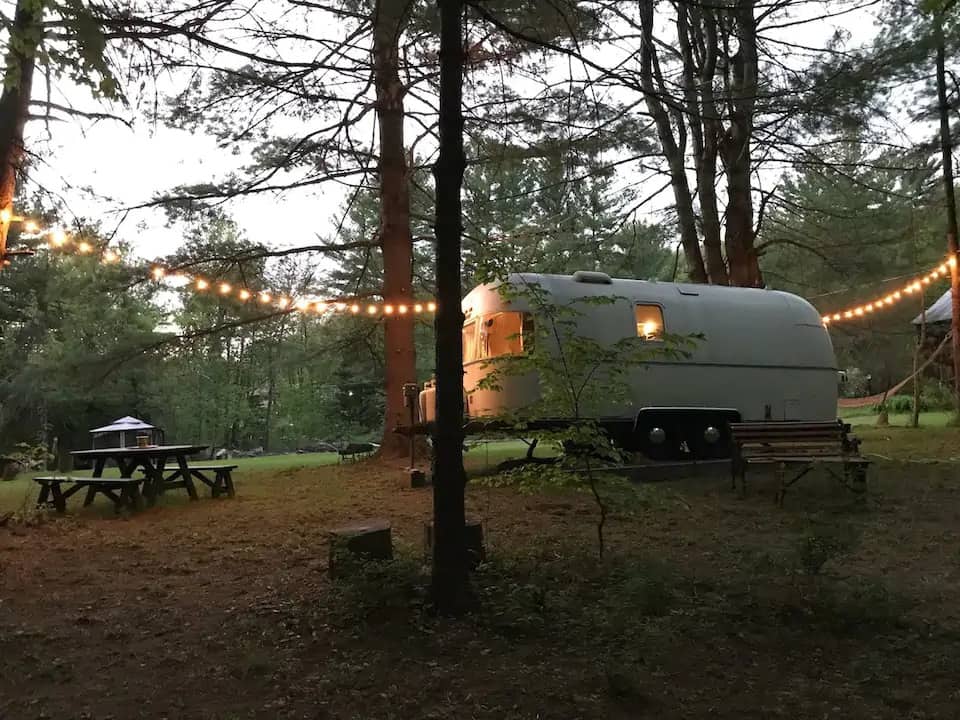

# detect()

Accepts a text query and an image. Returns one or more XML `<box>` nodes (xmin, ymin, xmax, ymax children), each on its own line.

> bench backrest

<box><xmin>729</xmin><ymin>421</ymin><xmax>859</xmax><ymax>459</ymax></box>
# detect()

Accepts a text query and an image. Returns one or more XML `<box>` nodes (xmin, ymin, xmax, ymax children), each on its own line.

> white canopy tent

<box><xmin>90</xmin><ymin>416</ymin><xmax>163</xmax><ymax>448</ymax></box>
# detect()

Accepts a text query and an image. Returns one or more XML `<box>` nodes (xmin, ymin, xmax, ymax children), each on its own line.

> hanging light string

<box><xmin>820</xmin><ymin>256</ymin><xmax>956</xmax><ymax>325</ymax></box>
<box><xmin>1</xmin><ymin>211</ymin><xmax>437</xmax><ymax>317</ymax></box>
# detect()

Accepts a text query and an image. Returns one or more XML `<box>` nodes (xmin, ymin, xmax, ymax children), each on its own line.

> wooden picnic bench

<box><xmin>338</xmin><ymin>443</ymin><xmax>377</xmax><ymax>463</ymax></box>
<box><xmin>34</xmin><ymin>476</ymin><xmax>145</xmax><ymax>514</ymax></box>
<box><xmin>729</xmin><ymin>421</ymin><xmax>870</xmax><ymax>506</ymax></box>
<box><xmin>183</xmin><ymin>464</ymin><xmax>237</xmax><ymax>498</ymax></box>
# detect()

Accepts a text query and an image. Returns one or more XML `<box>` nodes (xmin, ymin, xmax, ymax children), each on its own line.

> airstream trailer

<box><xmin>419</xmin><ymin>271</ymin><xmax>838</xmax><ymax>459</ymax></box>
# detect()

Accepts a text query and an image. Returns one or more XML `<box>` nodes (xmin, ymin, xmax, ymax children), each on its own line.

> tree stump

<box><xmin>397</xmin><ymin>468</ymin><xmax>429</xmax><ymax>489</ymax></box>
<box><xmin>423</xmin><ymin>516</ymin><xmax>485</xmax><ymax>569</ymax></box>
<box><xmin>328</xmin><ymin>519</ymin><xmax>393</xmax><ymax>578</ymax></box>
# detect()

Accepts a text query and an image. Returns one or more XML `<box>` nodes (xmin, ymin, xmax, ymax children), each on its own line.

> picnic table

<box><xmin>69</xmin><ymin>444</ymin><xmax>209</xmax><ymax>506</ymax></box>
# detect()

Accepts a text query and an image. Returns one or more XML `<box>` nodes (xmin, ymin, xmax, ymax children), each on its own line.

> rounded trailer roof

<box><xmin>462</xmin><ymin>272</ymin><xmax>835</xmax><ymax>370</ymax></box>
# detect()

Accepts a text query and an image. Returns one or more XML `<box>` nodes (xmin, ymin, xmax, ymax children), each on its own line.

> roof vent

<box><xmin>572</xmin><ymin>270</ymin><xmax>612</xmax><ymax>285</ymax></box>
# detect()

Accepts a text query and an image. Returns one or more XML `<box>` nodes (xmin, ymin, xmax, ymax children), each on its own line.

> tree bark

<box><xmin>638</xmin><ymin>0</ymin><xmax>707</xmax><ymax>284</ymax></box>
<box><xmin>374</xmin><ymin>0</ymin><xmax>418</xmax><ymax>456</ymax></box>
<box><xmin>677</xmin><ymin>4</ymin><xmax>728</xmax><ymax>285</ymax></box>
<box><xmin>720</xmin><ymin>1</ymin><xmax>761</xmax><ymax>288</ymax></box>
<box><xmin>431</xmin><ymin>0</ymin><xmax>471</xmax><ymax>615</ymax></box>
<box><xmin>912</xmin><ymin>289</ymin><xmax>926</xmax><ymax>428</ymax></box>
<box><xmin>0</xmin><ymin>0</ymin><xmax>43</xmax><ymax>262</ymax></box>
<box><xmin>935</xmin><ymin>8</ymin><xmax>960</xmax><ymax>411</ymax></box>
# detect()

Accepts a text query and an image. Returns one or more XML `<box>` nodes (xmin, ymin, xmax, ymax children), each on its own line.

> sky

<box><xmin>20</xmin><ymin>1</ymin><xmax>885</xmax><ymax>266</ymax></box>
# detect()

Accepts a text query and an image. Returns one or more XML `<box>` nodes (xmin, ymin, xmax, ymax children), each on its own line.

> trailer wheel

<box><xmin>636</xmin><ymin>422</ymin><xmax>683</xmax><ymax>460</ymax></box>
<box><xmin>683</xmin><ymin>420</ymin><xmax>734</xmax><ymax>460</ymax></box>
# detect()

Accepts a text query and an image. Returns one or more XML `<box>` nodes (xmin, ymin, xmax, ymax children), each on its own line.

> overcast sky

<box><xmin>21</xmin><ymin>2</ymin><xmax>884</xmax><ymax>265</ymax></box>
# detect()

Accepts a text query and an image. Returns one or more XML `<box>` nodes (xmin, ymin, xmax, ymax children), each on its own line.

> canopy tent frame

<box><xmin>90</xmin><ymin>416</ymin><xmax>164</xmax><ymax>449</ymax></box>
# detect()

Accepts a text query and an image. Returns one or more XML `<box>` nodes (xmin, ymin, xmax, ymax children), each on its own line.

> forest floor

<box><xmin>2</xmin><ymin>428</ymin><xmax>960</xmax><ymax>718</ymax></box>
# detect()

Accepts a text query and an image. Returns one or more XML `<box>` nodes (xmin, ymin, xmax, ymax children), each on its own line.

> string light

<box><xmin>1</xmin><ymin>209</ymin><xmax>438</xmax><ymax>319</ymax></box>
<box><xmin>821</xmin><ymin>256</ymin><xmax>956</xmax><ymax>325</ymax></box>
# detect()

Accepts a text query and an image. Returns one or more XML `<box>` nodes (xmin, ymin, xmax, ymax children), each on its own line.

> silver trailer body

<box><xmin>420</xmin><ymin>272</ymin><xmax>838</xmax><ymax>456</ymax></box>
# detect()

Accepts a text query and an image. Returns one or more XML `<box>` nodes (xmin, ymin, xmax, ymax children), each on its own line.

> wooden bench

<box><xmin>185</xmin><ymin>465</ymin><xmax>237</xmax><ymax>498</ymax></box>
<box><xmin>338</xmin><ymin>443</ymin><xmax>376</xmax><ymax>463</ymax></box>
<box><xmin>729</xmin><ymin>421</ymin><xmax>870</xmax><ymax>506</ymax></box>
<box><xmin>34</xmin><ymin>476</ymin><xmax>145</xmax><ymax>514</ymax></box>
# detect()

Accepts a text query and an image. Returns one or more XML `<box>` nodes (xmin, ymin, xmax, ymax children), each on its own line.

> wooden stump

<box><xmin>328</xmin><ymin>519</ymin><xmax>393</xmax><ymax>578</ymax></box>
<box><xmin>397</xmin><ymin>468</ymin><xmax>429</xmax><ymax>489</ymax></box>
<box><xmin>423</xmin><ymin>516</ymin><xmax>485</xmax><ymax>569</ymax></box>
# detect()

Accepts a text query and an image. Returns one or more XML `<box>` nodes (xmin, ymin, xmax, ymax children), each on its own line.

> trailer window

<box><xmin>462</xmin><ymin>320</ymin><xmax>478</xmax><ymax>362</ymax></box>
<box><xmin>479</xmin><ymin>312</ymin><xmax>533</xmax><ymax>359</ymax></box>
<box><xmin>635</xmin><ymin>305</ymin><xmax>664</xmax><ymax>341</ymax></box>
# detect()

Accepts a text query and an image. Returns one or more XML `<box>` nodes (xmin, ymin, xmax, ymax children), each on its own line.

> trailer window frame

<box><xmin>462</xmin><ymin>319</ymin><xmax>479</xmax><ymax>363</ymax></box>
<box><xmin>475</xmin><ymin>311</ymin><xmax>533</xmax><ymax>361</ymax></box>
<box><xmin>635</xmin><ymin>303</ymin><xmax>665</xmax><ymax>341</ymax></box>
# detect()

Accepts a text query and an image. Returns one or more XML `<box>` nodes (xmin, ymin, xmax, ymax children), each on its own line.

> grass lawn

<box><xmin>3</xmin><ymin>440</ymin><xmax>960</xmax><ymax>718</ymax></box>
<box><xmin>0</xmin><ymin>442</ymin><xmax>549</xmax><ymax>517</ymax></box>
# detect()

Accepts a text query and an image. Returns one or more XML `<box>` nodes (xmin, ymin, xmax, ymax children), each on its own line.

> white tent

<box><xmin>90</xmin><ymin>417</ymin><xmax>162</xmax><ymax>448</ymax></box>
<box><xmin>913</xmin><ymin>289</ymin><xmax>952</xmax><ymax>325</ymax></box>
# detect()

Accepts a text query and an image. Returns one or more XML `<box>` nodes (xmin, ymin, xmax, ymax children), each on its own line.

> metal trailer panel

<box><xmin>456</xmin><ymin>273</ymin><xmax>837</xmax><ymax>426</ymax></box>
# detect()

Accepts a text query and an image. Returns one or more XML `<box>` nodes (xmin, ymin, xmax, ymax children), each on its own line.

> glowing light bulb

<box><xmin>398</xmin><ymin>305</ymin><xmax>408</xmax><ymax>314</ymax></box>
<box><xmin>351</xmin><ymin>304</ymin><xmax>360</xmax><ymax>314</ymax></box>
<box><xmin>335</xmin><ymin>302</ymin><xmax>347</xmax><ymax>311</ymax></box>
<box><xmin>641</xmin><ymin>320</ymin><xmax>658</xmax><ymax>337</ymax></box>
<box><xmin>822</xmin><ymin>316</ymin><xmax>830</xmax><ymax>325</ymax></box>
<box><xmin>384</xmin><ymin>304</ymin><xmax>394</xmax><ymax>315</ymax></box>
<box><xmin>50</xmin><ymin>230</ymin><xmax>67</xmax><ymax>247</ymax></box>
<box><xmin>23</xmin><ymin>220</ymin><xmax>38</xmax><ymax>233</ymax></box>
<box><xmin>950</xmin><ymin>256</ymin><xmax>957</xmax><ymax>267</ymax></box>
<box><xmin>414</xmin><ymin>303</ymin><xmax>423</xmax><ymax>313</ymax></box>
<box><xmin>865</xmin><ymin>303</ymin><xmax>874</xmax><ymax>312</ymax></box>
<box><xmin>832</xmin><ymin>313</ymin><xmax>841</xmax><ymax>321</ymax></box>
<box><xmin>923</xmin><ymin>276</ymin><xmax>931</xmax><ymax>284</ymax></box>
<box><xmin>277</xmin><ymin>297</ymin><xmax>290</xmax><ymax>308</ymax></box>
<box><xmin>219</xmin><ymin>282</ymin><xmax>232</xmax><ymax>295</ymax></box>
<box><xmin>259</xmin><ymin>292</ymin><xmax>272</xmax><ymax>304</ymax></box>
<box><xmin>151</xmin><ymin>266</ymin><xmax>166</xmax><ymax>280</ymax></box>
<box><xmin>893</xmin><ymin>291</ymin><xmax>902</xmax><ymax>300</ymax></box>
<box><xmin>427</xmin><ymin>302</ymin><xmax>437</xmax><ymax>312</ymax></box>
<box><xmin>295</xmin><ymin>299</ymin><xmax>310</xmax><ymax>311</ymax></box>
<box><xmin>844</xmin><ymin>311</ymin><xmax>853</xmax><ymax>319</ymax></box>
<box><xmin>367</xmin><ymin>305</ymin><xmax>378</xmax><ymax>315</ymax></box>
<box><xmin>0</xmin><ymin>209</ymin><xmax>11</xmax><ymax>224</ymax></box>
<box><xmin>239</xmin><ymin>289</ymin><xmax>251</xmax><ymax>301</ymax></box>
<box><xmin>940</xmin><ymin>263</ymin><xmax>949</xmax><ymax>273</ymax></box>
<box><xmin>196</xmin><ymin>278</ymin><xmax>209</xmax><ymax>290</ymax></box>
<box><xmin>315</xmin><ymin>302</ymin><xmax>327</xmax><ymax>313</ymax></box>
<box><xmin>102</xmin><ymin>250</ymin><xmax>118</xmax><ymax>264</ymax></box>
<box><xmin>905</xmin><ymin>285</ymin><xmax>914</xmax><ymax>294</ymax></box>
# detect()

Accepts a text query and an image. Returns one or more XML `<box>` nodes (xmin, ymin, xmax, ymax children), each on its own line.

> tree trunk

<box><xmin>0</xmin><ymin>0</ymin><xmax>42</xmax><ymax>262</ymax></box>
<box><xmin>935</xmin><ymin>10</ymin><xmax>960</xmax><ymax>412</ymax></box>
<box><xmin>912</xmin><ymin>289</ymin><xmax>926</xmax><ymax>428</ymax></box>
<box><xmin>374</xmin><ymin>0</ymin><xmax>417</xmax><ymax>457</ymax></box>
<box><xmin>638</xmin><ymin>0</ymin><xmax>707</xmax><ymax>284</ymax></box>
<box><xmin>677</xmin><ymin>4</ymin><xmax>728</xmax><ymax>285</ymax></box>
<box><xmin>264</xmin><ymin>344</ymin><xmax>276</xmax><ymax>451</ymax></box>
<box><xmin>431</xmin><ymin>0</ymin><xmax>471</xmax><ymax>615</ymax></box>
<box><xmin>720</xmin><ymin>1</ymin><xmax>761</xmax><ymax>288</ymax></box>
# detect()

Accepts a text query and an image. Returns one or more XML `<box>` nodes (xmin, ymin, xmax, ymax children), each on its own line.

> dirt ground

<box><xmin>2</xmin><ymin>459</ymin><xmax>960</xmax><ymax>719</ymax></box>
